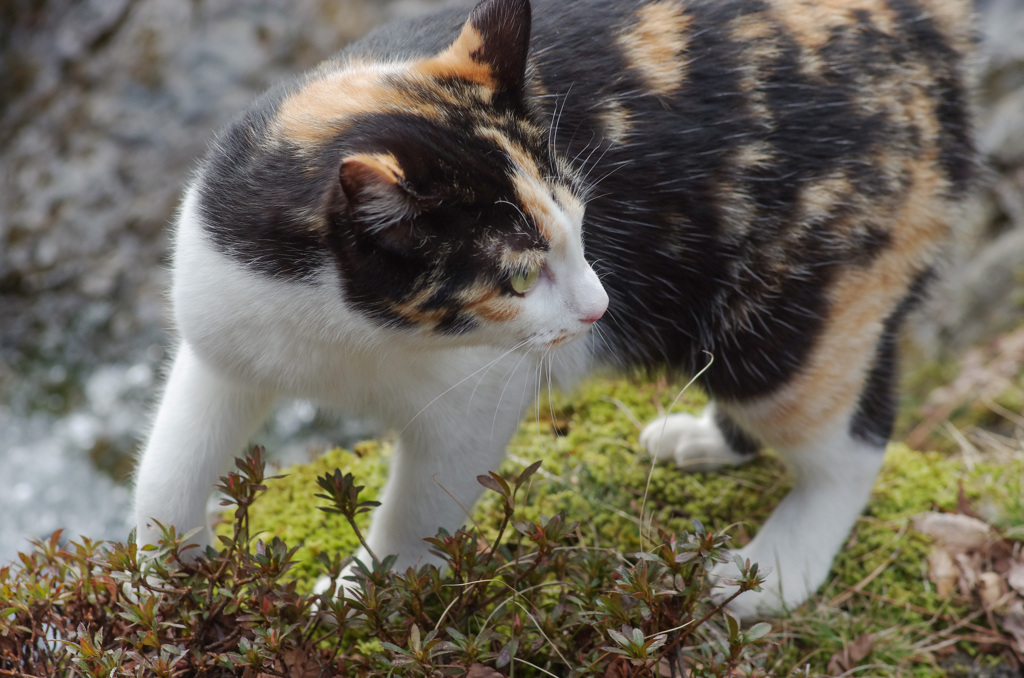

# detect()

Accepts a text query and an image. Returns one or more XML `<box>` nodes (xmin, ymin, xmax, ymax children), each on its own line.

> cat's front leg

<box><xmin>134</xmin><ymin>342</ymin><xmax>274</xmax><ymax>553</ymax></box>
<box><xmin>317</xmin><ymin>349</ymin><xmax>541</xmax><ymax>594</ymax></box>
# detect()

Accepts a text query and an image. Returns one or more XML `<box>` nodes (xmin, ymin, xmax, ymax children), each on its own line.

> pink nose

<box><xmin>579</xmin><ymin>293</ymin><xmax>608</xmax><ymax>324</ymax></box>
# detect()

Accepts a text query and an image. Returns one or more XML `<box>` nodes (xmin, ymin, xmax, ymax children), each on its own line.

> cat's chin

<box><xmin>512</xmin><ymin>326</ymin><xmax>593</xmax><ymax>352</ymax></box>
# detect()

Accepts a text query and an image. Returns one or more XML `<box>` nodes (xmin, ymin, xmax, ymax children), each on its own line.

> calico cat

<box><xmin>134</xmin><ymin>0</ymin><xmax>976</xmax><ymax>617</ymax></box>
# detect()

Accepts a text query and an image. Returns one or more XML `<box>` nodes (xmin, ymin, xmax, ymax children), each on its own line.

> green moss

<box><xmin>242</xmin><ymin>374</ymin><xmax>1022</xmax><ymax>674</ymax></box>
<box><xmin>223</xmin><ymin>440</ymin><xmax>390</xmax><ymax>584</ymax></box>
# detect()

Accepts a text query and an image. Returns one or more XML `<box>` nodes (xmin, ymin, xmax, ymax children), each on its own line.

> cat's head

<box><xmin>325</xmin><ymin>0</ymin><xmax>607</xmax><ymax>351</ymax></box>
<box><xmin>207</xmin><ymin>0</ymin><xmax>607</xmax><ymax>352</ymax></box>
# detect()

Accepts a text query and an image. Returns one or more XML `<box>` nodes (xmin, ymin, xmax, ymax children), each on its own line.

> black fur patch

<box><xmin>715</xmin><ymin>408</ymin><xmax>762</xmax><ymax>457</ymax></box>
<box><xmin>197</xmin><ymin>87</ymin><xmax>329</xmax><ymax>281</ymax></box>
<box><xmin>467</xmin><ymin>0</ymin><xmax>532</xmax><ymax>109</ymax></box>
<box><xmin>888</xmin><ymin>0</ymin><xmax>976</xmax><ymax>193</ymax></box>
<box><xmin>850</xmin><ymin>269</ymin><xmax>936</xmax><ymax>447</ymax></box>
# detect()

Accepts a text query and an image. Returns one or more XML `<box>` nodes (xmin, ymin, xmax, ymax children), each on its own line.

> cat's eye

<box><xmin>510</xmin><ymin>264</ymin><xmax>541</xmax><ymax>295</ymax></box>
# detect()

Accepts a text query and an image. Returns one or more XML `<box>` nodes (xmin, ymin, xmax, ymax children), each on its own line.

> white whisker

<box><xmin>545</xmin><ymin>350</ymin><xmax>557</xmax><ymax>431</ymax></box>
<box><xmin>490</xmin><ymin>345</ymin><xmax>537</xmax><ymax>441</ymax></box>
<box><xmin>534</xmin><ymin>348</ymin><xmax>546</xmax><ymax>436</ymax></box>
<box><xmin>401</xmin><ymin>339</ymin><xmax>532</xmax><ymax>434</ymax></box>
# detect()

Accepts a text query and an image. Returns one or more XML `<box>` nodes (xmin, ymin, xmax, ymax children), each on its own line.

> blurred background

<box><xmin>0</xmin><ymin>0</ymin><xmax>1022</xmax><ymax>563</ymax></box>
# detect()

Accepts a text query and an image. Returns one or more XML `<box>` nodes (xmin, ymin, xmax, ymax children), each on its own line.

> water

<box><xmin>0</xmin><ymin>358</ymin><xmax>377</xmax><ymax>564</ymax></box>
<box><xmin>0</xmin><ymin>364</ymin><xmax>147</xmax><ymax>562</ymax></box>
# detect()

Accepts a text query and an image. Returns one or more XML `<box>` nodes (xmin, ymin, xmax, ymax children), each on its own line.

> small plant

<box><xmin>0</xmin><ymin>448</ymin><xmax>773</xmax><ymax>676</ymax></box>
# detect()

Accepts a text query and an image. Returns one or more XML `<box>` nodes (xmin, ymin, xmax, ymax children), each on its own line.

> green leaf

<box><xmin>607</xmin><ymin>628</ymin><xmax>630</xmax><ymax>648</ymax></box>
<box><xmin>410</xmin><ymin>623</ymin><xmax>421</xmax><ymax>652</ymax></box>
<box><xmin>515</xmin><ymin>460</ymin><xmax>543</xmax><ymax>491</ymax></box>
<box><xmin>745</xmin><ymin>622</ymin><xmax>772</xmax><ymax>642</ymax></box>
<box><xmin>726</xmin><ymin>613</ymin><xmax>740</xmax><ymax>639</ymax></box>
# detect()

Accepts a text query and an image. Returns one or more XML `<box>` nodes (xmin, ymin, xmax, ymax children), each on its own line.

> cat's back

<box><xmin>185</xmin><ymin>0</ymin><xmax>977</xmax><ymax>401</ymax></box>
<box><xmin>506</xmin><ymin>0</ymin><xmax>978</xmax><ymax>397</ymax></box>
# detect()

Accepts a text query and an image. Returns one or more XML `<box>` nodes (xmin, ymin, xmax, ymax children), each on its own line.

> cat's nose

<box><xmin>578</xmin><ymin>285</ymin><xmax>608</xmax><ymax>324</ymax></box>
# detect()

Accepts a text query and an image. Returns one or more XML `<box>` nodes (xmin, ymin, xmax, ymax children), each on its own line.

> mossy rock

<box><xmin>237</xmin><ymin>373</ymin><xmax>1024</xmax><ymax>675</ymax></box>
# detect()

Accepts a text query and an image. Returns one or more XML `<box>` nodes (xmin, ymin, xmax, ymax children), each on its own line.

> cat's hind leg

<box><xmin>707</xmin><ymin>294</ymin><xmax>906</xmax><ymax>618</ymax></box>
<box><xmin>639</xmin><ymin>403</ymin><xmax>760</xmax><ymax>472</ymax></box>
<box><xmin>711</xmin><ymin>418</ymin><xmax>886</xmax><ymax>618</ymax></box>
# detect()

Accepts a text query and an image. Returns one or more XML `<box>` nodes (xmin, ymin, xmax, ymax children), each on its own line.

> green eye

<box><xmin>510</xmin><ymin>264</ymin><xmax>541</xmax><ymax>295</ymax></box>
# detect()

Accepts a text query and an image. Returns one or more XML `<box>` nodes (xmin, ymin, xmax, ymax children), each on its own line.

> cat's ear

<box><xmin>337</xmin><ymin>153</ymin><xmax>419</xmax><ymax>244</ymax></box>
<box><xmin>441</xmin><ymin>0</ymin><xmax>532</xmax><ymax>108</ymax></box>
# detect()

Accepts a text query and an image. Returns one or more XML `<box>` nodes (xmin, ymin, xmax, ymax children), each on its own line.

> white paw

<box><xmin>709</xmin><ymin>540</ymin><xmax>827</xmax><ymax>619</ymax></box>
<box><xmin>639</xmin><ymin>408</ymin><xmax>751</xmax><ymax>472</ymax></box>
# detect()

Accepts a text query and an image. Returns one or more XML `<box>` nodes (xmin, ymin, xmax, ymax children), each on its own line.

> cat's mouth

<box><xmin>537</xmin><ymin>327</ymin><xmax>588</xmax><ymax>348</ymax></box>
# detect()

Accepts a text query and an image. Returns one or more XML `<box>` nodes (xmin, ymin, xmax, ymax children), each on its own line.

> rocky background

<box><xmin>0</xmin><ymin>0</ymin><xmax>1021</xmax><ymax>562</ymax></box>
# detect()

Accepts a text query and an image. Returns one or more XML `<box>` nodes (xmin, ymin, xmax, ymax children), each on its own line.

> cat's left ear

<box><xmin>439</xmin><ymin>0</ymin><xmax>532</xmax><ymax>109</ymax></box>
<box><xmin>335</xmin><ymin>153</ymin><xmax>421</xmax><ymax>251</ymax></box>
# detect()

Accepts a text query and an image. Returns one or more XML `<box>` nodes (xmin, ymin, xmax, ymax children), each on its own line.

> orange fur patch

<box><xmin>391</xmin><ymin>286</ymin><xmax>448</xmax><ymax>328</ymax></box>
<box><xmin>715</xmin><ymin>143</ymin><xmax>775</xmax><ymax>236</ymax></box>
<box><xmin>467</xmin><ymin>288</ymin><xmax>521</xmax><ymax>323</ymax></box>
<box><xmin>768</xmin><ymin>0</ymin><xmax>897</xmax><ymax>51</ymax></box>
<box><xmin>344</xmin><ymin>152</ymin><xmax>405</xmax><ymax>182</ymax></box>
<box><xmin>275</xmin><ymin>16</ymin><xmax>502</xmax><ymax>146</ymax></box>
<box><xmin>748</xmin><ymin>274</ymin><xmax>892</xmax><ymax>449</ymax></box>
<box><xmin>477</xmin><ymin>127</ymin><xmax>543</xmax><ymax>181</ymax></box>
<box><xmin>392</xmin><ymin>279</ymin><xmax>523</xmax><ymax>328</ymax></box>
<box><xmin>475</xmin><ymin>126</ymin><xmax>577</xmax><ymax>253</ymax></box>
<box><xmin>499</xmin><ymin>246</ymin><xmax>547</xmax><ymax>274</ymax></box>
<box><xmin>596</xmin><ymin>99</ymin><xmax>633</xmax><ymax>145</ymax></box>
<box><xmin>514</xmin><ymin>173</ymin><xmax>569</xmax><ymax>251</ymax></box>
<box><xmin>552</xmin><ymin>184</ymin><xmax>585</xmax><ymax>225</ymax></box>
<box><xmin>899</xmin><ymin>83</ymin><xmax>944</xmax><ymax>150</ymax></box>
<box><xmin>275</xmin><ymin>61</ymin><xmax>441</xmax><ymax>145</ymax></box>
<box><xmin>728</xmin><ymin>14</ymin><xmax>784</xmax><ymax>92</ymax></box>
<box><xmin>735</xmin><ymin>162</ymin><xmax>952</xmax><ymax>449</ymax></box>
<box><xmin>797</xmin><ymin>173</ymin><xmax>855</xmax><ymax>223</ymax></box>
<box><xmin>734</xmin><ymin>142</ymin><xmax>775</xmax><ymax>169</ymax></box>
<box><xmin>617</xmin><ymin>1</ymin><xmax>693</xmax><ymax>96</ymax></box>
<box><xmin>915</xmin><ymin>0</ymin><xmax>975</xmax><ymax>53</ymax></box>
<box><xmin>729</xmin><ymin>11</ymin><xmax>777</xmax><ymax>44</ymax></box>
<box><xmin>411</xmin><ymin>22</ymin><xmax>494</xmax><ymax>94</ymax></box>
